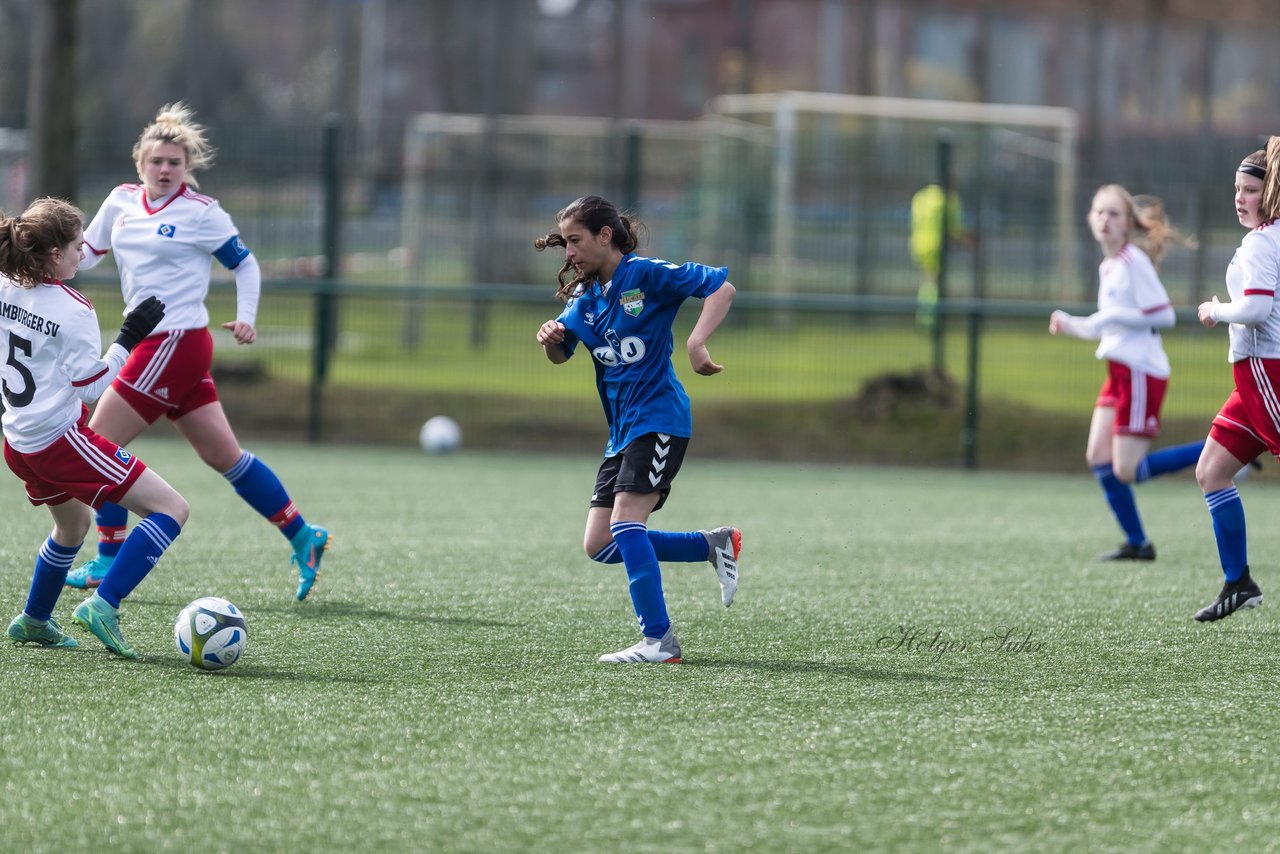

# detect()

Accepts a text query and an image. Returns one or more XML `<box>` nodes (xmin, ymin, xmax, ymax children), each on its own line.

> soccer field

<box><xmin>1</xmin><ymin>440</ymin><xmax>1277</xmax><ymax>852</ymax></box>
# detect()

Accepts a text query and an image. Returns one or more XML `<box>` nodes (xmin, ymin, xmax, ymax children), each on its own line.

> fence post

<box><xmin>963</xmin><ymin>306</ymin><xmax>981</xmax><ymax>469</ymax></box>
<box><xmin>932</xmin><ymin>129</ymin><xmax>953</xmax><ymax>376</ymax></box>
<box><xmin>309</xmin><ymin>113</ymin><xmax>343</xmax><ymax>442</ymax></box>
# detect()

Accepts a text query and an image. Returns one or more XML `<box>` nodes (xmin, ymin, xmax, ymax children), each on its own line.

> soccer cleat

<box><xmin>292</xmin><ymin>525</ymin><xmax>331</xmax><ymax>601</ymax></box>
<box><xmin>1096</xmin><ymin>542</ymin><xmax>1156</xmax><ymax>562</ymax></box>
<box><xmin>597</xmin><ymin>626</ymin><xmax>682</xmax><ymax>663</ymax></box>
<box><xmin>7</xmin><ymin>614</ymin><xmax>78</xmax><ymax>648</ymax></box>
<box><xmin>64</xmin><ymin>555</ymin><xmax>114</xmax><ymax>589</ymax></box>
<box><xmin>702</xmin><ymin>526</ymin><xmax>742</xmax><ymax>607</ymax></box>
<box><xmin>1194</xmin><ymin>569</ymin><xmax>1263</xmax><ymax>622</ymax></box>
<box><xmin>71</xmin><ymin>597</ymin><xmax>137</xmax><ymax>659</ymax></box>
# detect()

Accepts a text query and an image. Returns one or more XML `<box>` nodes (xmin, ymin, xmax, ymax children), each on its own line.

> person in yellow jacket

<box><xmin>910</xmin><ymin>184</ymin><xmax>969</xmax><ymax>330</ymax></box>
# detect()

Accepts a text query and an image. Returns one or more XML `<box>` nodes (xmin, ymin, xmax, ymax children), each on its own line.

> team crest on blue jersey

<box><xmin>620</xmin><ymin>288</ymin><xmax>645</xmax><ymax>317</ymax></box>
<box><xmin>157</xmin><ymin>224</ymin><xmax>177</xmax><ymax>238</ymax></box>
<box><xmin>115</xmin><ymin>448</ymin><xmax>132</xmax><ymax>464</ymax></box>
<box><xmin>584</xmin><ymin>310</ymin><xmax>596</xmax><ymax>325</ymax></box>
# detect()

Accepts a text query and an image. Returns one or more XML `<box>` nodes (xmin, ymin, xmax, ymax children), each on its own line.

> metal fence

<box><xmin>45</xmin><ymin>104</ymin><xmax>1260</xmax><ymax>468</ymax></box>
<box><xmin>50</xmin><ymin>104</ymin><xmax>1267</xmax><ymax>310</ymax></box>
<box><xmin>72</xmin><ymin>275</ymin><xmax>1235</xmax><ymax>470</ymax></box>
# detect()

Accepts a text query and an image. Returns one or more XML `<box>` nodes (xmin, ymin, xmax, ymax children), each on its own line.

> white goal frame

<box><xmin>705</xmin><ymin>91</ymin><xmax>1081</xmax><ymax>301</ymax></box>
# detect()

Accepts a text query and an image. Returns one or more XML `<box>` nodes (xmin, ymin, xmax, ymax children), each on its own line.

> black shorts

<box><xmin>589</xmin><ymin>433</ymin><xmax>690</xmax><ymax>511</ymax></box>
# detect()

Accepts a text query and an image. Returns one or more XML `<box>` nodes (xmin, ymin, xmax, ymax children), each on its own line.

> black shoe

<box><xmin>1194</xmin><ymin>569</ymin><xmax>1263</xmax><ymax>622</ymax></box>
<box><xmin>1097</xmin><ymin>542</ymin><xmax>1156</xmax><ymax>562</ymax></box>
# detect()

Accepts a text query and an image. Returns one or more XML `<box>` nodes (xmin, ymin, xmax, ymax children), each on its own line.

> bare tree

<box><xmin>26</xmin><ymin>0</ymin><xmax>78</xmax><ymax>202</ymax></box>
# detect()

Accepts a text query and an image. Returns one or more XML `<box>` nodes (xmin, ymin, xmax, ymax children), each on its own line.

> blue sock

<box><xmin>1093</xmin><ymin>464</ymin><xmax>1146</xmax><ymax>546</ymax></box>
<box><xmin>223</xmin><ymin>451</ymin><xmax>306</xmax><ymax>541</ymax></box>
<box><xmin>94</xmin><ymin>502</ymin><xmax>129</xmax><ymax>558</ymax></box>
<box><xmin>98</xmin><ymin>513</ymin><xmax>182</xmax><ymax>608</ymax></box>
<box><xmin>1205</xmin><ymin>486</ymin><xmax>1248</xmax><ymax>582</ymax></box>
<box><xmin>591</xmin><ymin>530</ymin><xmax>709</xmax><ymax>564</ymax></box>
<box><xmin>610</xmin><ymin>521</ymin><xmax>670</xmax><ymax>639</ymax></box>
<box><xmin>24</xmin><ymin>538</ymin><xmax>80</xmax><ymax>621</ymax></box>
<box><xmin>1134</xmin><ymin>441</ymin><xmax>1205</xmax><ymax>483</ymax></box>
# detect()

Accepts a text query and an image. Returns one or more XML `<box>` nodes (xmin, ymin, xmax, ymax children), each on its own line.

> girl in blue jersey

<box><xmin>535</xmin><ymin>195</ymin><xmax>740</xmax><ymax>663</ymax></box>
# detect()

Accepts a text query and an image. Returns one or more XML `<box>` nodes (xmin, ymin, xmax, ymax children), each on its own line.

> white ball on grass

<box><xmin>419</xmin><ymin>415</ymin><xmax>462</xmax><ymax>454</ymax></box>
<box><xmin>174</xmin><ymin>596</ymin><xmax>247</xmax><ymax>671</ymax></box>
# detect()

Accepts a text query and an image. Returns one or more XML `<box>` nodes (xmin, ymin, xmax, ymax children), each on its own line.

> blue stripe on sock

<box><xmin>591</xmin><ymin>542</ymin><xmax>620</xmax><ymax>564</ymax></box>
<box><xmin>98</xmin><ymin>513</ymin><xmax>183</xmax><ymax>608</ymax></box>
<box><xmin>24</xmin><ymin>538</ymin><xmax>80</xmax><ymax>621</ymax></box>
<box><xmin>223</xmin><ymin>451</ymin><xmax>305</xmax><ymax>540</ymax></box>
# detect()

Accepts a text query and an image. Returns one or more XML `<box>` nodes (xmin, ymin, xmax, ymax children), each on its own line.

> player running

<box><xmin>534</xmin><ymin>195</ymin><xmax>741</xmax><ymax>664</ymax></box>
<box><xmin>2</xmin><ymin>197</ymin><xmax>186</xmax><ymax>657</ymax></box>
<box><xmin>1049</xmin><ymin>185</ymin><xmax>1202</xmax><ymax>563</ymax></box>
<box><xmin>66</xmin><ymin>102</ymin><xmax>329</xmax><ymax>601</ymax></box>
<box><xmin>1192</xmin><ymin>139</ymin><xmax>1280</xmax><ymax>621</ymax></box>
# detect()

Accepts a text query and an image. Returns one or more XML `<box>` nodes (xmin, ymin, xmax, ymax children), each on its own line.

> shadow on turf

<box><xmin>60</xmin><ymin>647</ymin><xmax>388</xmax><ymax>684</ymax></box>
<box><xmin>127</xmin><ymin>596</ymin><xmax>514</xmax><ymax>628</ymax></box>
<box><xmin>680</xmin><ymin>657</ymin><xmax>961</xmax><ymax>682</ymax></box>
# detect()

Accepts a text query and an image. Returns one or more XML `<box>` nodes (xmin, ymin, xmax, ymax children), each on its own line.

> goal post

<box><xmin>704</xmin><ymin>91</ymin><xmax>1081</xmax><ymax>302</ymax></box>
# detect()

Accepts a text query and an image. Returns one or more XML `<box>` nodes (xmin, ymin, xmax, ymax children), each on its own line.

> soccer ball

<box><xmin>419</xmin><ymin>415</ymin><xmax>461</xmax><ymax>454</ymax></box>
<box><xmin>174</xmin><ymin>597</ymin><xmax>248</xmax><ymax>671</ymax></box>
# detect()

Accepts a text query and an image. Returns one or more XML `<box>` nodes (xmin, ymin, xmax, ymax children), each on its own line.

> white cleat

<box><xmin>597</xmin><ymin>626</ymin><xmax>682</xmax><ymax>663</ymax></box>
<box><xmin>702</xmin><ymin>526</ymin><xmax>741</xmax><ymax>607</ymax></box>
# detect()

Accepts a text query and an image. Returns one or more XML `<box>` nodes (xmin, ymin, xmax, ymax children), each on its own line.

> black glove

<box><xmin>115</xmin><ymin>295</ymin><xmax>166</xmax><ymax>351</ymax></box>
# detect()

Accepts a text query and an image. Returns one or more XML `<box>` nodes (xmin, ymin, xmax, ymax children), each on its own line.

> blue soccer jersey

<box><xmin>557</xmin><ymin>253</ymin><xmax>728</xmax><ymax>456</ymax></box>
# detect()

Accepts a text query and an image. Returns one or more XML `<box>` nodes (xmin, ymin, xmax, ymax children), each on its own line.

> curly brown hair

<box><xmin>0</xmin><ymin>198</ymin><xmax>84</xmax><ymax>287</ymax></box>
<box><xmin>533</xmin><ymin>195</ymin><xmax>646</xmax><ymax>302</ymax></box>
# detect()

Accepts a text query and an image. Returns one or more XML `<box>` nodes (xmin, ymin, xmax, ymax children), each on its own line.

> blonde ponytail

<box><xmin>1262</xmin><ymin>136</ymin><xmax>1280</xmax><ymax>223</ymax></box>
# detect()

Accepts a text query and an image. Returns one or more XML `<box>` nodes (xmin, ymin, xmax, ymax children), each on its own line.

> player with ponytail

<box><xmin>67</xmin><ymin>103</ymin><xmax>331</xmax><ymax>601</ymax></box>
<box><xmin>1</xmin><ymin>198</ymin><xmax>186</xmax><ymax>657</ymax></box>
<box><xmin>1049</xmin><ymin>184</ymin><xmax>1200</xmax><ymax>563</ymax></box>
<box><xmin>534</xmin><ymin>195</ymin><xmax>741</xmax><ymax>663</ymax></box>
<box><xmin>1192</xmin><ymin>137</ymin><xmax>1280</xmax><ymax>621</ymax></box>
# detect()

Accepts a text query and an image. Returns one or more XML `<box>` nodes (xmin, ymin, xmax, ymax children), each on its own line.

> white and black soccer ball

<box><xmin>419</xmin><ymin>415</ymin><xmax>461</xmax><ymax>454</ymax></box>
<box><xmin>174</xmin><ymin>597</ymin><xmax>248</xmax><ymax>671</ymax></box>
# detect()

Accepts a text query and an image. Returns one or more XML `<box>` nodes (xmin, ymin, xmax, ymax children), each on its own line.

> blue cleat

<box><xmin>8</xmin><ymin>614</ymin><xmax>79</xmax><ymax>648</ymax></box>
<box><xmin>64</xmin><ymin>555</ymin><xmax>114</xmax><ymax>589</ymax></box>
<box><xmin>291</xmin><ymin>525</ymin><xmax>330</xmax><ymax>601</ymax></box>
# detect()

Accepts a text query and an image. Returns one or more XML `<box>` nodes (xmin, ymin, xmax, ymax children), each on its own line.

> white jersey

<box><xmin>1094</xmin><ymin>243</ymin><xmax>1172</xmax><ymax>378</ymax></box>
<box><xmin>0</xmin><ymin>278</ymin><xmax>127</xmax><ymax>453</ymax></box>
<box><xmin>1223</xmin><ymin>222</ymin><xmax>1280</xmax><ymax>362</ymax></box>
<box><xmin>82</xmin><ymin>183</ymin><xmax>247</xmax><ymax>332</ymax></box>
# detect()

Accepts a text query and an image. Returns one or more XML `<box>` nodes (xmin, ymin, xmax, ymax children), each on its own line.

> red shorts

<box><xmin>4</xmin><ymin>408</ymin><xmax>146</xmax><ymax>508</ymax></box>
<box><xmin>113</xmin><ymin>328</ymin><xmax>219</xmax><ymax>424</ymax></box>
<box><xmin>1209</xmin><ymin>358</ymin><xmax>1280</xmax><ymax>462</ymax></box>
<box><xmin>1096</xmin><ymin>361</ymin><xmax>1166</xmax><ymax>438</ymax></box>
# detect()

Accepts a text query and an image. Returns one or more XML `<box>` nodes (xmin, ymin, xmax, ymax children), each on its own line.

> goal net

<box><xmin>400</xmin><ymin>112</ymin><xmax>770</xmax><ymax>290</ymax></box>
<box><xmin>703</xmin><ymin>91</ymin><xmax>1080</xmax><ymax>302</ymax></box>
